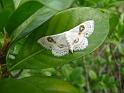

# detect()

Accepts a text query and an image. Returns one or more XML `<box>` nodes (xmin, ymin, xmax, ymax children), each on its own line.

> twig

<box><xmin>82</xmin><ymin>57</ymin><xmax>92</xmax><ymax>93</ymax></box>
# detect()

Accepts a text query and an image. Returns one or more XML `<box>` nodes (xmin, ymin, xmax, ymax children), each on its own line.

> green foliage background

<box><xmin>0</xmin><ymin>0</ymin><xmax>124</xmax><ymax>93</ymax></box>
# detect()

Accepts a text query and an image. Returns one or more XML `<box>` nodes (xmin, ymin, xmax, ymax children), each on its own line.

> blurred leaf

<box><xmin>39</xmin><ymin>0</ymin><xmax>75</xmax><ymax>11</ymax></box>
<box><xmin>89</xmin><ymin>70</ymin><xmax>97</xmax><ymax>80</ymax></box>
<box><xmin>120</xmin><ymin>67</ymin><xmax>124</xmax><ymax>76</ymax></box>
<box><xmin>13</xmin><ymin>0</ymin><xmax>75</xmax><ymax>13</ymax></box>
<box><xmin>13</xmin><ymin>0</ymin><xmax>22</xmax><ymax>9</ymax></box>
<box><xmin>0</xmin><ymin>32</ymin><xmax>3</xmax><ymax>48</ymax></box>
<box><xmin>0</xmin><ymin>77</ymin><xmax>81</xmax><ymax>93</ymax></box>
<box><xmin>6</xmin><ymin>1</ymin><xmax>43</xmax><ymax>36</ymax></box>
<box><xmin>109</xmin><ymin>11</ymin><xmax>119</xmax><ymax>35</ymax></box>
<box><xmin>30</xmin><ymin>68</ymin><xmax>56</xmax><ymax>77</ymax></box>
<box><xmin>0</xmin><ymin>10</ymin><xmax>11</xmax><ymax>32</ymax></box>
<box><xmin>6</xmin><ymin>0</ymin><xmax>75</xmax><ymax>44</ymax></box>
<box><xmin>62</xmin><ymin>64</ymin><xmax>73</xmax><ymax>80</ymax></box>
<box><xmin>117</xmin><ymin>13</ymin><xmax>124</xmax><ymax>37</ymax></box>
<box><xmin>0</xmin><ymin>78</ymin><xmax>41</xmax><ymax>93</ymax></box>
<box><xmin>10</xmin><ymin>7</ymin><xmax>57</xmax><ymax>44</ymax></box>
<box><xmin>8</xmin><ymin>7</ymin><xmax>109</xmax><ymax>70</ymax></box>
<box><xmin>101</xmin><ymin>75</ymin><xmax>116</xmax><ymax>88</ymax></box>
<box><xmin>98</xmin><ymin>81</ymin><xmax>107</xmax><ymax>89</ymax></box>
<box><xmin>77</xmin><ymin>0</ymin><xmax>115</xmax><ymax>8</ymax></box>
<box><xmin>0</xmin><ymin>3</ymin><xmax>2</xmax><ymax>12</ymax></box>
<box><xmin>18</xmin><ymin>0</ymin><xmax>75</xmax><ymax>11</ymax></box>
<box><xmin>0</xmin><ymin>43</ymin><xmax>1</xmax><ymax>49</ymax></box>
<box><xmin>70</xmin><ymin>67</ymin><xmax>85</xmax><ymax>87</ymax></box>
<box><xmin>0</xmin><ymin>0</ymin><xmax>15</xmax><ymax>13</ymax></box>
<box><xmin>118</xmin><ymin>43</ymin><xmax>124</xmax><ymax>55</ymax></box>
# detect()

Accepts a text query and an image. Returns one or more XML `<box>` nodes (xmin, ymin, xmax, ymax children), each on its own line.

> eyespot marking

<box><xmin>73</xmin><ymin>38</ymin><xmax>79</xmax><ymax>43</ymax></box>
<box><xmin>58</xmin><ymin>44</ymin><xmax>65</xmax><ymax>48</ymax></box>
<box><xmin>47</xmin><ymin>37</ymin><xmax>56</xmax><ymax>43</ymax></box>
<box><xmin>80</xmin><ymin>25</ymin><xmax>85</xmax><ymax>32</ymax></box>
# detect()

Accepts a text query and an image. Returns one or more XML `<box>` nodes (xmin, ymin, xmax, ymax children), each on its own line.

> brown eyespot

<box><xmin>73</xmin><ymin>38</ymin><xmax>79</xmax><ymax>43</ymax></box>
<box><xmin>47</xmin><ymin>37</ymin><xmax>56</xmax><ymax>43</ymax></box>
<box><xmin>58</xmin><ymin>44</ymin><xmax>65</xmax><ymax>48</ymax></box>
<box><xmin>79</xmin><ymin>25</ymin><xmax>85</xmax><ymax>33</ymax></box>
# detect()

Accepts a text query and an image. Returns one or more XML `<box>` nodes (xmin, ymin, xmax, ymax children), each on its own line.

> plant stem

<box><xmin>82</xmin><ymin>57</ymin><xmax>92</xmax><ymax>93</ymax></box>
<box><xmin>0</xmin><ymin>32</ymin><xmax>10</xmax><ymax>78</ymax></box>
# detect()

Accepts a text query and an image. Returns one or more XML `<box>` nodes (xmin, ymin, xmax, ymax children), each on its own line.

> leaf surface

<box><xmin>0</xmin><ymin>77</ymin><xmax>81</xmax><ymax>93</ymax></box>
<box><xmin>8</xmin><ymin>7</ymin><xmax>109</xmax><ymax>70</ymax></box>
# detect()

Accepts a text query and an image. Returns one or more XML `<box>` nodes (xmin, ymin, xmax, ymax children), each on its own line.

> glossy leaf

<box><xmin>8</xmin><ymin>7</ymin><xmax>109</xmax><ymax>70</ymax></box>
<box><xmin>39</xmin><ymin>0</ymin><xmax>75</xmax><ymax>11</ymax></box>
<box><xmin>10</xmin><ymin>7</ymin><xmax>57</xmax><ymax>44</ymax></box>
<box><xmin>0</xmin><ymin>77</ymin><xmax>81</xmax><ymax>93</ymax></box>
<box><xmin>6</xmin><ymin>0</ymin><xmax>75</xmax><ymax>44</ymax></box>
<box><xmin>0</xmin><ymin>10</ymin><xmax>11</xmax><ymax>32</ymax></box>
<box><xmin>19</xmin><ymin>0</ymin><xmax>75</xmax><ymax>11</ymax></box>
<box><xmin>0</xmin><ymin>0</ymin><xmax>15</xmax><ymax>13</ymax></box>
<box><xmin>6</xmin><ymin>1</ymin><xmax>43</xmax><ymax>35</ymax></box>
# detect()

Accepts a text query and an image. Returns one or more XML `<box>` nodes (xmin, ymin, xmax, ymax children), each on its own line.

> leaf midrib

<box><xmin>9</xmin><ymin>50</ymin><xmax>44</xmax><ymax>70</ymax></box>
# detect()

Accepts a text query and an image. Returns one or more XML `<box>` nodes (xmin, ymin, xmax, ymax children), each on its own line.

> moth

<box><xmin>37</xmin><ymin>20</ymin><xmax>94</xmax><ymax>57</ymax></box>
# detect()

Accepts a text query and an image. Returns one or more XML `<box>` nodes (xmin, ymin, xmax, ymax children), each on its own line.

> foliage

<box><xmin>0</xmin><ymin>0</ymin><xmax>124</xmax><ymax>93</ymax></box>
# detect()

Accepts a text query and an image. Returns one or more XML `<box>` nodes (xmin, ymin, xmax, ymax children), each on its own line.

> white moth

<box><xmin>37</xmin><ymin>20</ymin><xmax>94</xmax><ymax>57</ymax></box>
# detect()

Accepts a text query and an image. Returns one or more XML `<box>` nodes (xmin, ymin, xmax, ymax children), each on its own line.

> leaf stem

<box><xmin>82</xmin><ymin>57</ymin><xmax>92</xmax><ymax>93</ymax></box>
<box><xmin>0</xmin><ymin>31</ymin><xmax>11</xmax><ymax>78</ymax></box>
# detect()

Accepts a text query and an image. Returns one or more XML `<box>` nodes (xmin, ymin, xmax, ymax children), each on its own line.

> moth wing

<box><xmin>52</xmin><ymin>45</ymin><xmax>69</xmax><ymax>56</ymax></box>
<box><xmin>65</xmin><ymin>20</ymin><xmax>94</xmax><ymax>52</ymax></box>
<box><xmin>67</xmin><ymin>20</ymin><xmax>94</xmax><ymax>37</ymax></box>
<box><xmin>51</xmin><ymin>33</ymin><xmax>69</xmax><ymax>56</ymax></box>
<box><xmin>81</xmin><ymin>20</ymin><xmax>94</xmax><ymax>37</ymax></box>
<box><xmin>38</xmin><ymin>36</ymin><xmax>52</xmax><ymax>50</ymax></box>
<box><xmin>37</xmin><ymin>33</ymin><xmax>65</xmax><ymax>50</ymax></box>
<box><xmin>38</xmin><ymin>32</ymin><xmax>69</xmax><ymax>56</ymax></box>
<box><xmin>65</xmin><ymin>31</ymin><xmax>77</xmax><ymax>46</ymax></box>
<box><xmin>73</xmin><ymin>37</ymin><xmax>88</xmax><ymax>51</ymax></box>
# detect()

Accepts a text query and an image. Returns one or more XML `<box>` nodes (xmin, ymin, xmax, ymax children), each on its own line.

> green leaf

<box><xmin>0</xmin><ymin>10</ymin><xmax>11</xmax><ymax>32</ymax></box>
<box><xmin>0</xmin><ymin>32</ymin><xmax>4</xmax><ymax>47</ymax></box>
<box><xmin>109</xmin><ymin>11</ymin><xmax>119</xmax><ymax>35</ymax></box>
<box><xmin>8</xmin><ymin>7</ymin><xmax>109</xmax><ymax>70</ymax></box>
<box><xmin>5</xmin><ymin>1</ymin><xmax>43</xmax><ymax>36</ymax></box>
<box><xmin>39</xmin><ymin>0</ymin><xmax>75</xmax><ymax>11</ymax></box>
<box><xmin>118</xmin><ymin>43</ymin><xmax>124</xmax><ymax>56</ymax></box>
<box><xmin>0</xmin><ymin>3</ymin><xmax>2</xmax><ymax>12</ymax></box>
<box><xmin>19</xmin><ymin>0</ymin><xmax>75</xmax><ymax>11</ymax></box>
<box><xmin>117</xmin><ymin>13</ymin><xmax>124</xmax><ymax>37</ymax></box>
<box><xmin>14</xmin><ymin>0</ymin><xmax>75</xmax><ymax>11</ymax></box>
<box><xmin>88</xmin><ymin>70</ymin><xmax>97</xmax><ymax>80</ymax></box>
<box><xmin>6</xmin><ymin>0</ymin><xmax>75</xmax><ymax>44</ymax></box>
<box><xmin>0</xmin><ymin>77</ymin><xmax>81</xmax><ymax>93</ymax></box>
<box><xmin>120</xmin><ymin>67</ymin><xmax>124</xmax><ymax>76</ymax></box>
<box><xmin>10</xmin><ymin>7</ymin><xmax>57</xmax><ymax>44</ymax></box>
<box><xmin>69</xmin><ymin>67</ymin><xmax>85</xmax><ymax>87</ymax></box>
<box><xmin>13</xmin><ymin>0</ymin><xmax>22</xmax><ymax>9</ymax></box>
<box><xmin>61</xmin><ymin>64</ymin><xmax>73</xmax><ymax>80</ymax></box>
<box><xmin>0</xmin><ymin>0</ymin><xmax>15</xmax><ymax>13</ymax></box>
